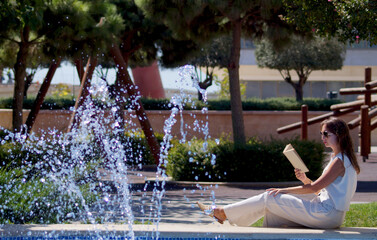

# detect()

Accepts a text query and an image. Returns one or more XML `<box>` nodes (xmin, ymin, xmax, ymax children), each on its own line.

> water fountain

<box><xmin>0</xmin><ymin>65</ymin><xmax>221</xmax><ymax>239</ymax></box>
<box><xmin>1</xmin><ymin>65</ymin><xmax>370</xmax><ymax>240</ymax></box>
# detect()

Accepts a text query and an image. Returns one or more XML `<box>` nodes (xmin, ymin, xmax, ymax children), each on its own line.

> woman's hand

<box><xmin>295</xmin><ymin>168</ymin><xmax>308</xmax><ymax>183</ymax></box>
<box><xmin>266</xmin><ymin>188</ymin><xmax>287</xmax><ymax>197</ymax></box>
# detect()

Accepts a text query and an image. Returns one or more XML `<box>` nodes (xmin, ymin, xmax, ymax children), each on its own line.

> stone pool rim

<box><xmin>0</xmin><ymin>223</ymin><xmax>376</xmax><ymax>240</ymax></box>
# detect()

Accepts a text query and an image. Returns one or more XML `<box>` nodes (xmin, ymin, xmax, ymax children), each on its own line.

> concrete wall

<box><xmin>0</xmin><ymin>110</ymin><xmax>367</xmax><ymax>149</ymax></box>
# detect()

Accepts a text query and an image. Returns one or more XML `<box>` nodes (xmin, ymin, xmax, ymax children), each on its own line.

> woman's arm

<box><xmin>295</xmin><ymin>168</ymin><xmax>321</xmax><ymax>194</ymax></box>
<box><xmin>267</xmin><ymin>157</ymin><xmax>345</xmax><ymax>196</ymax></box>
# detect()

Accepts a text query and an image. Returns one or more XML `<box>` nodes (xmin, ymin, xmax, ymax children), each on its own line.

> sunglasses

<box><xmin>320</xmin><ymin>131</ymin><xmax>333</xmax><ymax>138</ymax></box>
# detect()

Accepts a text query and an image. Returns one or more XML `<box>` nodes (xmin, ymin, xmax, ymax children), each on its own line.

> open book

<box><xmin>283</xmin><ymin>144</ymin><xmax>309</xmax><ymax>172</ymax></box>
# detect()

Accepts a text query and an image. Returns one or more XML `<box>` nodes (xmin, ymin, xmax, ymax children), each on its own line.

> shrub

<box><xmin>138</xmin><ymin>98</ymin><xmax>172</xmax><ymax>110</ymax></box>
<box><xmin>119</xmin><ymin>131</ymin><xmax>165</xmax><ymax>166</ymax></box>
<box><xmin>0</xmin><ymin>139</ymin><xmax>47</xmax><ymax>175</ymax></box>
<box><xmin>166</xmin><ymin>138</ymin><xmax>218</xmax><ymax>181</ymax></box>
<box><xmin>0</xmin><ymin>167</ymin><xmax>98</xmax><ymax>224</ymax></box>
<box><xmin>167</xmin><ymin>137</ymin><xmax>325</xmax><ymax>182</ymax></box>
<box><xmin>0</xmin><ymin>128</ymin><xmax>161</xmax><ymax>172</ymax></box>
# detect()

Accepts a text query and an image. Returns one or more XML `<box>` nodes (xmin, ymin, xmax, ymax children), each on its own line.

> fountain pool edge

<box><xmin>0</xmin><ymin>223</ymin><xmax>376</xmax><ymax>240</ymax></box>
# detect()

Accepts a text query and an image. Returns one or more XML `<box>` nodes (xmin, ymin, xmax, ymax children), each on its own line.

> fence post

<box><xmin>360</xmin><ymin>105</ymin><xmax>370</xmax><ymax>162</ymax></box>
<box><xmin>301</xmin><ymin>104</ymin><xmax>308</xmax><ymax>140</ymax></box>
<box><xmin>365</xmin><ymin>67</ymin><xmax>371</xmax><ymax>107</ymax></box>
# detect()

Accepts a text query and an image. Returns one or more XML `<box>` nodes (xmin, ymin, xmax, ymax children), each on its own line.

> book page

<box><xmin>283</xmin><ymin>144</ymin><xmax>309</xmax><ymax>172</ymax></box>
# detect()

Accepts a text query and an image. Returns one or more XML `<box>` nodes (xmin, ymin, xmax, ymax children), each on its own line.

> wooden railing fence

<box><xmin>277</xmin><ymin>67</ymin><xmax>377</xmax><ymax>162</ymax></box>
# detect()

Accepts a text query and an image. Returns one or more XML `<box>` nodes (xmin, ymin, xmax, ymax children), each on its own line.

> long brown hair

<box><xmin>321</xmin><ymin>117</ymin><xmax>360</xmax><ymax>174</ymax></box>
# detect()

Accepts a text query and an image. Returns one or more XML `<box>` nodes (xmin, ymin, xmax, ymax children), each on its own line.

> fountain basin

<box><xmin>0</xmin><ymin>224</ymin><xmax>376</xmax><ymax>240</ymax></box>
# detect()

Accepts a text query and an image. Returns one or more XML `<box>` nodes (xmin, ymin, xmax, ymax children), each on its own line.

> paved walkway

<box><xmin>1</xmin><ymin>152</ymin><xmax>376</xmax><ymax>239</ymax></box>
<box><xmin>125</xmin><ymin>152</ymin><xmax>377</xmax><ymax>225</ymax></box>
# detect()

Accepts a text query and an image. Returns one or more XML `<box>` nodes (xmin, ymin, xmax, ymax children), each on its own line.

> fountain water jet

<box><xmin>0</xmin><ymin>65</ymin><xmax>217</xmax><ymax>239</ymax></box>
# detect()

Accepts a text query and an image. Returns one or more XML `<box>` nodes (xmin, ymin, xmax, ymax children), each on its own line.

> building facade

<box><xmin>233</xmin><ymin>40</ymin><xmax>377</xmax><ymax>101</ymax></box>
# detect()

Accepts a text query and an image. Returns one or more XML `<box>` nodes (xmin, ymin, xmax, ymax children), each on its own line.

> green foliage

<box><xmin>239</xmin><ymin>98</ymin><xmax>342</xmax><ymax>111</ymax></box>
<box><xmin>0</xmin><ymin>96</ymin><xmax>343</xmax><ymax>111</ymax></box>
<box><xmin>0</xmin><ymin>127</ymin><xmax>159</xmax><ymax>169</ymax></box>
<box><xmin>51</xmin><ymin>83</ymin><xmax>73</xmax><ymax>98</ymax></box>
<box><xmin>167</xmin><ymin>137</ymin><xmax>325</xmax><ymax>182</ymax></box>
<box><xmin>138</xmin><ymin>0</ymin><xmax>297</xmax><ymax>145</ymax></box>
<box><xmin>251</xmin><ymin>217</ymin><xmax>264</xmax><ymax>227</ymax></box>
<box><xmin>188</xmin><ymin>35</ymin><xmax>232</xmax><ymax>69</ymax></box>
<box><xmin>120</xmin><ymin>131</ymin><xmax>165</xmax><ymax>166</ymax></box>
<box><xmin>283</xmin><ymin>1</ymin><xmax>375</xmax><ymax>45</ymax></box>
<box><xmin>204</xmin><ymin>97</ymin><xmax>341</xmax><ymax>111</ymax></box>
<box><xmin>0</xmin><ymin>141</ymin><xmax>25</xmax><ymax>168</ymax></box>
<box><xmin>0</xmin><ymin>95</ymin><xmax>76</xmax><ymax>110</ymax></box>
<box><xmin>136</xmin><ymin>98</ymin><xmax>172</xmax><ymax>110</ymax></box>
<box><xmin>255</xmin><ymin>35</ymin><xmax>346</xmax><ymax>72</ymax></box>
<box><xmin>342</xmin><ymin>202</ymin><xmax>377</xmax><ymax>227</ymax></box>
<box><xmin>166</xmin><ymin>138</ymin><xmax>218</xmax><ymax>181</ymax></box>
<box><xmin>0</xmin><ymin>167</ymin><xmax>98</xmax><ymax>224</ymax></box>
<box><xmin>41</xmin><ymin>0</ymin><xmax>124</xmax><ymax>58</ymax></box>
<box><xmin>25</xmin><ymin>95</ymin><xmax>76</xmax><ymax>110</ymax></box>
<box><xmin>214</xmin><ymin>69</ymin><xmax>247</xmax><ymax>99</ymax></box>
<box><xmin>255</xmin><ymin>35</ymin><xmax>346</xmax><ymax>101</ymax></box>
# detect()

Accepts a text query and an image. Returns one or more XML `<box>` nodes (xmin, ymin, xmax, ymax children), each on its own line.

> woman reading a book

<box><xmin>198</xmin><ymin>117</ymin><xmax>360</xmax><ymax>229</ymax></box>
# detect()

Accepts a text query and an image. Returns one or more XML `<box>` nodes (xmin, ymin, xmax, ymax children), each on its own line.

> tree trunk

<box><xmin>74</xmin><ymin>58</ymin><xmax>84</xmax><ymax>83</ymax></box>
<box><xmin>228</xmin><ymin>20</ymin><xmax>246</xmax><ymax>145</ymax></box>
<box><xmin>12</xmin><ymin>27</ymin><xmax>30</xmax><ymax>132</ymax></box>
<box><xmin>25</xmin><ymin>58</ymin><xmax>61</xmax><ymax>134</ymax></box>
<box><xmin>67</xmin><ymin>56</ymin><xmax>98</xmax><ymax>132</ymax></box>
<box><xmin>198</xmin><ymin>90</ymin><xmax>203</xmax><ymax>101</ymax></box>
<box><xmin>295</xmin><ymin>85</ymin><xmax>303</xmax><ymax>101</ymax></box>
<box><xmin>295</xmin><ymin>75</ymin><xmax>306</xmax><ymax>101</ymax></box>
<box><xmin>23</xmin><ymin>72</ymin><xmax>35</xmax><ymax>98</ymax></box>
<box><xmin>110</xmin><ymin>43</ymin><xmax>161</xmax><ymax>165</ymax></box>
<box><xmin>0</xmin><ymin>67</ymin><xmax>3</xmax><ymax>84</ymax></box>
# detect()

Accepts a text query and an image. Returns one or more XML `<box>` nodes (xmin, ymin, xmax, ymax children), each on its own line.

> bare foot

<box><xmin>197</xmin><ymin>202</ymin><xmax>226</xmax><ymax>224</ymax></box>
<box><xmin>213</xmin><ymin>207</ymin><xmax>227</xmax><ymax>224</ymax></box>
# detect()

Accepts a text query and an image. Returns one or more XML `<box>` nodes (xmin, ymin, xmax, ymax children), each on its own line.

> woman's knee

<box><xmin>262</xmin><ymin>191</ymin><xmax>276</xmax><ymax>204</ymax></box>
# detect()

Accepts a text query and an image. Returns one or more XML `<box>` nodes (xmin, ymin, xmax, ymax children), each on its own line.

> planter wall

<box><xmin>0</xmin><ymin>109</ymin><xmax>364</xmax><ymax>148</ymax></box>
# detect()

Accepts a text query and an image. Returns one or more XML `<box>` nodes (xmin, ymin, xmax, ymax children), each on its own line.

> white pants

<box><xmin>223</xmin><ymin>192</ymin><xmax>345</xmax><ymax>229</ymax></box>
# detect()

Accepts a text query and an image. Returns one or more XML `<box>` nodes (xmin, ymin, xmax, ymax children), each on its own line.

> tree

<box><xmin>24</xmin><ymin>0</ymin><xmax>124</xmax><ymax>134</ymax></box>
<box><xmin>26</xmin><ymin>0</ymin><xmax>199</xmax><ymax>165</ymax></box>
<box><xmin>214</xmin><ymin>69</ymin><xmax>246</xmax><ymax>99</ymax></box>
<box><xmin>0</xmin><ymin>41</ymin><xmax>50</xmax><ymax>97</ymax></box>
<box><xmin>188</xmin><ymin>35</ymin><xmax>232</xmax><ymax>101</ymax></box>
<box><xmin>138</xmin><ymin>0</ymin><xmax>296</xmax><ymax>145</ymax></box>
<box><xmin>0</xmin><ymin>0</ymin><xmax>49</xmax><ymax>132</ymax></box>
<box><xmin>283</xmin><ymin>1</ymin><xmax>377</xmax><ymax>45</ymax></box>
<box><xmin>255</xmin><ymin>35</ymin><xmax>346</xmax><ymax>101</ymax></box>
<box><xmin>103</xmin><ymin>1</ymin><xmax>208</xmax><ymax>164</ymax></box>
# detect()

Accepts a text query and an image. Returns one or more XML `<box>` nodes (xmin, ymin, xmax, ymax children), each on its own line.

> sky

<box><xmin>31</xmin><ymin>61</ymin><xmax>220</xmax><ymax>93</ymax></box>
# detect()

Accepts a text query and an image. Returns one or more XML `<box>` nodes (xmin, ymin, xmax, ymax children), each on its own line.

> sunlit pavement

<box><xmin>126</xmin><ymin>152</ymin><xmax>377</xmax><ymax>225</ymax></box>
<box><xmin>1</xmin><ymin>153</ymin><xmax>375</xmax><ymax>239</ymax></box>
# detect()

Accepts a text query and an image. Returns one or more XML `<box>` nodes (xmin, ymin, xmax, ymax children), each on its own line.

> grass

<box><xmin>251</xmin><ymin>218</ymin><xmax>264</xmax><ymax>227</ymax></box>
<box><xmin>342</xmin><ymin>202</ymin><xmax>377</xmax><ymax>227</ymax></box>
<box><xmin>250</xmin><ymin>202</ymin><xmax>377</xmax><ymax>227</ymax></box>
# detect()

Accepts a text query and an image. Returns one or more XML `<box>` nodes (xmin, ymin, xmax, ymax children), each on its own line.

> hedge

<box><xmin>0</xmin><ymin>96</ymin><xmax>342</xmax><ymax>111</ymax></box>
<box><xmin>167</xmin><ymin>137</ymin><xmax>325</xmax><ymax>182</ymax></box>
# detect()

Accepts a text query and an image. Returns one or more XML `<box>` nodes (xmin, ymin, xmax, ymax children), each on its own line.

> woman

<box><xmin>198</xmin><ymin>117</ymin><xmax>360</xmax><ymax>228</ymax></box>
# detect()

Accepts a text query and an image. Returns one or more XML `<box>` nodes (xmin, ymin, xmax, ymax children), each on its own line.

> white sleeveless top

<box><xmin>319</xmin><ymin>152</ymin><xmax>357</xmax><ymax>211</ymax></box>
